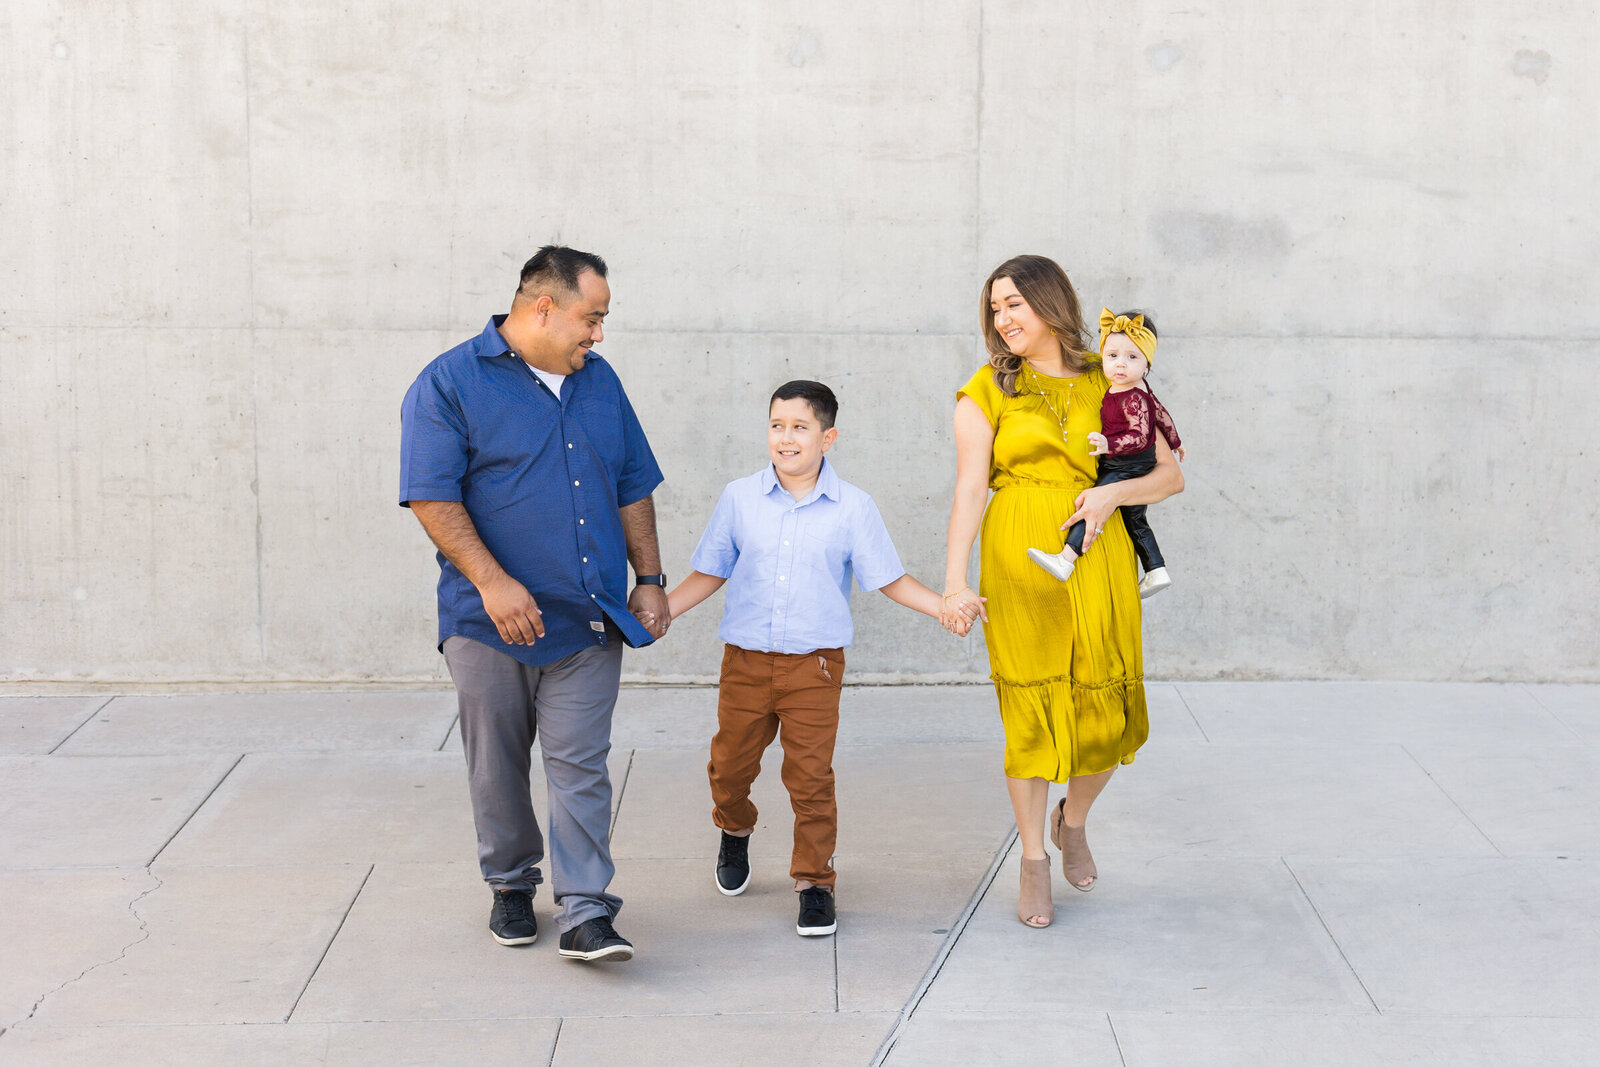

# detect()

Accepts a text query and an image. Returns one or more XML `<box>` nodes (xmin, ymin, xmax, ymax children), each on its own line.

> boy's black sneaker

<box><xmin>716</xmin><ymin>831</ymin><xmax>751</xmax><ymax>896</ymax></box>
<box><xmin>796</xmin><ymin>887</ymin><xmax>837</xmax><ymax>937</ymax></box>
<box><xmin>489</xmin><ymin>889</ymin><xmax>538</xmax><ymax>946</ymax></box>
<box><xmin>557</xmin><ymin>916</ymin><xmax>634</xmax><ymax>962</ymax></box>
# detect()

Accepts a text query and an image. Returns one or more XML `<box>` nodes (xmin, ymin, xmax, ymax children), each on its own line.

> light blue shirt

<box><xmin>690</xmin><ymin>458</ymin><xmax>905</xmax><ymax>653</ymax></box>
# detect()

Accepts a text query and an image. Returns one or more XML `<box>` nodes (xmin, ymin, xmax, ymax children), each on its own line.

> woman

<box><xmin>939</xmin><ymin>255</ymin><xmax>1183</xmax><ymax>928</ymax></box>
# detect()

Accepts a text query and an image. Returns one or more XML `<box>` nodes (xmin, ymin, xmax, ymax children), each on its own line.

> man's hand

<box><xmin>481</xmin><ymin>574</ymin><xmax>545</xmax><ymax>645</ymax></box>
<box><xmin>629</xmin><ymin>583</ymin><xmax>670</xmax><ymax>639</ymax></box>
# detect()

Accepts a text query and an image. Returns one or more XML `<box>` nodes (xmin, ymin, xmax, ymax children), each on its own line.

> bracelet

<box><xmin>942</xmin><ymin>587</ymin><xmax>971</xmax><ymax>600</ymax></box>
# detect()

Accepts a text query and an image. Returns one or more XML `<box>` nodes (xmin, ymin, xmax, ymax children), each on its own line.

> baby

<box><xmin>1028</xmin><ymin>309</ymin><xmax>1184</xmax><ymax>598</ymax></box>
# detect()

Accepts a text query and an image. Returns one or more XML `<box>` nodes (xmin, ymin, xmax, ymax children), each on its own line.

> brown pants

<box><xmin>708</xmin><ymin>643</ymin><xmax>845</xmax><ymax>890</ymax></box>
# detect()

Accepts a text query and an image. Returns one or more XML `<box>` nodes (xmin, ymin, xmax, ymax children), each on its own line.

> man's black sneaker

<box><xmin>716</xmin><ymin>831</ymin><xmax>751</xmax><ymax>896</ymax></box>
<box><xmin>489</xmin><ymin>889</ymin><xmax>538</xmax><ymax>946</ymax></box>
<box><xmin>796</xmin><ymin>887</ymin><xmax>837</xmax><ymax>937</ymax></box>
<box><xmin>557</xmin><ymin>916</ymin><xmax>635</xmax><ymax>962</ymax></box>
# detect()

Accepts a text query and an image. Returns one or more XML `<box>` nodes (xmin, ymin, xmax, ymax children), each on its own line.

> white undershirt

<box><xmin>523</xmin><ymin>361</ymin><xmax>567</xmax><ymax>400</ymax></box>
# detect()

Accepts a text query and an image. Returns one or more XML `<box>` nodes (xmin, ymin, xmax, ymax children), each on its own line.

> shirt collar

<box><xmin>475</xmin><ymin>316</ymin><xmax>514</xmax><ymax>358</ymax></box>
<box><xmin>761</xmin><ymin>456</ymin><xmax>840</xmax><ymax>505</ymax></box>
<box><xmin>475</xmin><ymin>315</ymin><xmax>596</xmax><ymax>369</ymax></box>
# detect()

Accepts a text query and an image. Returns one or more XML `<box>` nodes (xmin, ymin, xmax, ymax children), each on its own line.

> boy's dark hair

<box><xmin>770</xmin><ymin>380</ymin><xmax>838</xmax><ymax>430</ymax></box>
<box><xmin>517</xmin><ymin>245</ymin><xmax>608</xmax><ymax>300</ymax></box>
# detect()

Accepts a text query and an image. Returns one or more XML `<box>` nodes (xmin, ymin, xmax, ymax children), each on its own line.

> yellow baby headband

<box><xmin>1097</xmin><ymin>308</ymin><xmax>1156</xmax><ymax>365</ymax></box>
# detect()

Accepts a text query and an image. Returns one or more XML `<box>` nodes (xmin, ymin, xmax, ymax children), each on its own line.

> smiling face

<box><xmin>1101</xmin><ymin>333</ymin><xmax>1150</xmax><ymax>388</ymax></box>
<box><xmin>768</xmin><ymin>396</ymin><xmax>837</xmax><ymax>483</ymax></box>
<box><xmin>988</xmin><ymin>276</ymin><xmax>1055</xmax><ymax>360</ymax></box>
<box><xmin>544</xmin><ymin>269</ymin><xmax>610</xmax><ymax>372</ymax></box>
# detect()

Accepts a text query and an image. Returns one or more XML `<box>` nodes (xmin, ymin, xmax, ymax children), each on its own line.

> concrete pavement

<box><xmin>2</xmin><ymin>683</ymin><xmax>1596</xmax><ymax>1065</ymax></box>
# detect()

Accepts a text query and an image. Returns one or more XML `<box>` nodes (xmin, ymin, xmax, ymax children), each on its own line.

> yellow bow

<box><xmin>1097</xmin><ymin>308</ymin><xmax>1156</xmax><ymax>365</ymax></box>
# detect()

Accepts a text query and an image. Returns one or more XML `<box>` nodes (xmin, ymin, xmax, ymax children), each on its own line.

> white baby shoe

<box><xmin>1027</xmin><ymin>547</ymin><xmax>1077</xmax><ymax>581</ymax></box>
<box><xmin>1138</xmin><ymin>566</ymin><xmax>1171</xmax><ymax>598</ymax></box>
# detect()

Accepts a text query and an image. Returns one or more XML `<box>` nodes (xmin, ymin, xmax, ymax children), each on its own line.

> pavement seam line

<box><xmin>1281</xmin><ymin>857</ymin><xmax>1382</xmax><ymax>1014</ymax></box>
<box><xmin>45</xmin><ymin>695</ymin><xmax>117</xmax><ymax>754</ymax></box>
<box><xmin>1173</xmin><ymin>685</ymin><xmax>1210</xmax><ymax>742</ymax></box>
<box><xmin>545</xmin><ymin>1017</ymin><xmax>563</xmax><ymax>1067</ymax></box>
<box><xmin>1520</xmin><ymin>682</ymin><xmax>1583</xmax><ymax>741</ymax></box>
<box><xmin>609</xmin><ymin>749</ymin><xmax>636</xmax><ymax>838</ymax></box>
<box><xmin>1399</xmin><ymin>744</ymin><xmax>1504</xmax><ymax>857</ymax></box>
<box><xmin>10</xmin><ymin>866</ymin><xmax>163</xmax><ymax>1030</ymax></box>
<box><xmin>437</xmin><ymin>712</ymin><xmax>460</xmax><ymax>752</ymax></box>
<box><xmin>869</xmin><ymin>823</ymin><xmax>1019</xmax><ymax>1066</ymax></box>
<box><xmin>1106</xmin><ymin>1012</ymin><xmax>1129</xmax><ymax>1066</ymax></box>
<box><xmin>146</xmin><ymin>753</ymin><xmax>246</xmax><ymax>867</ymax></box>
<box><xmin>286</xmin><ymin>863</ymin><xmax>375</xmax><ymax>1022</ymax></box>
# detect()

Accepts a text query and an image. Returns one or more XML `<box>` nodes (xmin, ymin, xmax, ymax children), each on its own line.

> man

<box><xmin>400</xmin><ymin>246</ymin><xmax>669</xmax><ymax>962</ymax></box>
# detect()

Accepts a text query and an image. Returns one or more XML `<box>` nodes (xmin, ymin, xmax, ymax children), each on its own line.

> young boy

<box><xmin>660</xmin><ymin>380</ymin><xmax>954</xmax><ymax>937</ymax></box>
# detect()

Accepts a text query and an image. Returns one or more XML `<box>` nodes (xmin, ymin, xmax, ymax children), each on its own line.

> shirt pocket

<box><xmin>568</xmin><ymin>398</ymin><xmax>624</xmax><ymax>468</ymax></box>
<box><xmin>802</xmin><ymin>525</ymin><xmax>851</xmax><ymax>579</ymax></box>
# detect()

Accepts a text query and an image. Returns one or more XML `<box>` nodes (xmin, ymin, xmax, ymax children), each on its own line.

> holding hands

<box><xmin>941</xmin><ymin>586</ymin><xmax>987</xmax><ymax>637</ymax></box>
<box><xmin>628</xmin><ymin>583</ymin><xmax>671</xmax><ymax>639</ymax></box>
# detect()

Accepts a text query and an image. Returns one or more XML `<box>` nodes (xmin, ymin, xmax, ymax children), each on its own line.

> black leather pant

<box><xmin>1064</xmin><ymin>445</ymin><xmax>1165</xmax><ymax>573</ymax></box>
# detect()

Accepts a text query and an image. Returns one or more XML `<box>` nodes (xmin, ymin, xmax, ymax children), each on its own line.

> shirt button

<box><xmin>579</xmin><ymin>519</ymin><xmax>585</xmax><ymax>525</ymax></box>
<box><xmin>573</xmin><ymin>480</ymin><xmax>580</xmax><ymax>487</ymax></box>
<box><xmin>567</xmin><ymin>443</ymin><xmax>573</xmax><ymax>449</ymax></box>
<box><xmin>590</xmin><ymin>594</ymin><xmax>596</xmax><ymax>599</ymax></box>
<box><xmin>784</xmin><ymin>540</ymin><xmax>790</xmax><ymax>546</ymax></box>
<box><xmin>582</xmin><ymin>556</ymin><xmax>588</xmax><ymax>563</ymax></box>
<box><xmin>779</xmin><ymin>575</ymin><xmax>786</xmax><ymax>581</ymax></box>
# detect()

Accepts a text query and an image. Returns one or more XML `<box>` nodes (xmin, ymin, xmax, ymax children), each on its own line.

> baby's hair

<box><xmin>770</xmin><ymin>380</ymin><xmax>839</xmax><ymax>430</ymax></box>
<box><xmin>1114</xmin><ymin>309</ymin><xmax>1157</xmax><ymax>339</ymax></box>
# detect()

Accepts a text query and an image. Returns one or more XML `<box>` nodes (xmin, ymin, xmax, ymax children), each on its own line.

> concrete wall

<box><xmin>2</xmin><ymin>1</ymin><xmax>1595</xmax><ymax>683</ymax></box>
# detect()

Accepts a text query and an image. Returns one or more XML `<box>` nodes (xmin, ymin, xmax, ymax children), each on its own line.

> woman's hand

<box><xmin>1087</xmin><ymin>431</ymin><xmax>1108</xmax><ymax>456</ymax></box>
<box><xmin>941</xmin><ymin>587</ymin><xmax>987</xmax><ymax>636</ymax></box>
<box><xmin>1062</xmin><ymin>483</ymin><xmax>1122</xmax><ymax>554</ymax></box>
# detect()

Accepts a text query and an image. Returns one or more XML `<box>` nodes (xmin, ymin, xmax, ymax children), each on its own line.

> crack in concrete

<box><xmin>10</xmin><ymin>867</ymin><xmax>164</xmax><ymax>1030</ymax></box>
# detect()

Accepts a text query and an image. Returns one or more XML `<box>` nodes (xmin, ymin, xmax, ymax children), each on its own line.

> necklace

<box><xmin>1026</xmin><ymin>367</ymin><xmax>1074</xmax><ymax>444</ymax></box>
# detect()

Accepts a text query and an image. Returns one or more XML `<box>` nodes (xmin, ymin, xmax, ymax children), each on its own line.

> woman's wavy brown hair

<box><xmin>980</xmin><ymin>254</ymin><xmax>1095</xmax><ymax>396</ymax></box>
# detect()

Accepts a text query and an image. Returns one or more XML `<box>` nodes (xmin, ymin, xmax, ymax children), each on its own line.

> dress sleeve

<box><xmin>956</xmin><ymin>366</ymin><xmax>1004</xmax><ymax>428</ymax></box>
<box><xmin>1148</xmin><ymin>391</ymin><xmax>1182</xmax><ymax>451</ymax></box>
<box><xmin>1105</xmin><ymin>391</ymin><xmax>1154</xmax><ymax>455</ymax></box>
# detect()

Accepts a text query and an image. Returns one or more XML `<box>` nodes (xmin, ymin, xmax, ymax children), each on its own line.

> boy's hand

<box><xmin>628</xmin><ymin>584</ymin><xmax>671</xmax><ymax>639</ymax></box>
<box><xmin>940</xmin><ymin>588</ymin><xmax>986</xmax><ymax>636</ymax></box>
<box><xmin>1087</xmin><ymin>431</ymin><xmax>1109</xmax><ymax>456</ymax></box>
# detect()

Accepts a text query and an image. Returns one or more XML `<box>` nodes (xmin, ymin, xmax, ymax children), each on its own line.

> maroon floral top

<box><xmin>1101</xmin><ymin>387</ymin><xmax>1182</xmax><ymax>456</ymax></box>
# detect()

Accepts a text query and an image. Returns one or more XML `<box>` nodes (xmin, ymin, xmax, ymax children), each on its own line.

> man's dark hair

<box><xmin>770</xmin><ymin>380</ymin><xmax>839</xmax><ymax>431</ymax></box>
<box><xmin>517</xmin><ymin>245</ymin><xmax>608</xmax><ymax>301</ymax></box>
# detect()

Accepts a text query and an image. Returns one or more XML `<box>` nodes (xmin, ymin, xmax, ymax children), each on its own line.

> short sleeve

<box><xmin>956</xmin><ymin>366</ymin><xmax>1004</xmax><ymax>428</ymax></box>
<box><xmin>613</xmin><ymin>379</ymin><xmax>665</xmax><ymax>507</ymax></box>
<box><xmin>399</xmin><ymin>366</ymin><xmax>469</xmax><ymax>506</ymax></box>
<box><xmin>848</xmin><ymin>496</ymin><xmax>906</xmax><ymax>592</ymax></box>
<box><xmin>689</xmin><ymin>484</ymin><xmax>740</xmax><ymax>579</ymax></box>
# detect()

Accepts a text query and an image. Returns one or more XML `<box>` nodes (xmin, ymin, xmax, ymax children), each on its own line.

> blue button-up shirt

<box><xmin>399</xmin><ymin>317</ymin><xmax>663</xmax><ymax>666</ymax></box>
<box><xmin>689</xmin><ymin>458</ymin><xmax>905</xmax><ymax>653</ymax></box>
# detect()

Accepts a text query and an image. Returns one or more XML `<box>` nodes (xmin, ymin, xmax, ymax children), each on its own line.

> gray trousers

<box><xmin>442</xmin><ymin>634</ymin><xmax>624</xmax><ymax>932</ymax></box>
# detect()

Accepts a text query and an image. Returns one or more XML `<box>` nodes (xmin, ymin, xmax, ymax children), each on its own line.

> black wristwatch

<box><xmin>634</xmin><ymin>573</ymin><xmax>666</xmax><ymax>587</ymax></box>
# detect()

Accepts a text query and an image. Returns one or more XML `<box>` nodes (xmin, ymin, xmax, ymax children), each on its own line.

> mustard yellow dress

<box><xmin>958</xmin><ymin>364</ymin><xmax>1148</xmax><ymax>782</ymax></box>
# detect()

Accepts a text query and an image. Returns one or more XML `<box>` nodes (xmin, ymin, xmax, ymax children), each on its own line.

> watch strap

<box><xmin>634</xmin><ymin>573</ymin><xmax>666</xmax><ymax>586</ymax></box>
